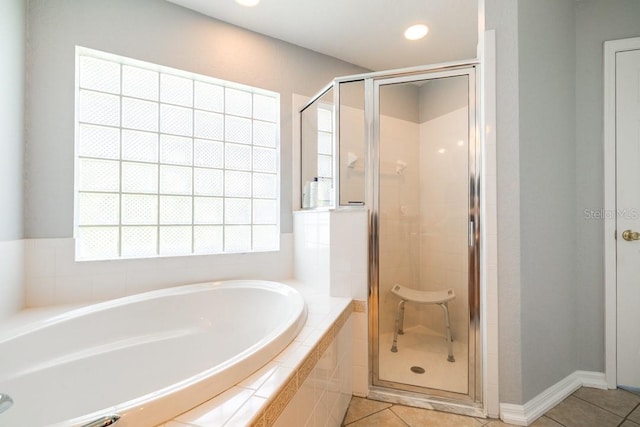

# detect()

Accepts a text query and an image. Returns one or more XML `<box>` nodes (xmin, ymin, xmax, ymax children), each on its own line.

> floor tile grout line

<box><xmin>618</xmin><ymin>400</ymin><xmax>640</xmax><ymax>426</ymax></box>
<box><xmin>344</xmin><ymin>407</ymin><xmax>407</xmax><ymax>427</ymax></box>
<box><xmin>542</xmin><ymin>408</ymin><xmax>575</xmax><ymax>427</ymax></box>
<box><xmin>541</xmin><ymin>414</ymin><xmax>569</xmax><ymax>427</ymax></box>
<box><xmin>627</xmin><ymin>400</ymin><xmax>640</xmax><ymax>418</ymax></box>
<box><xmin>615</xmin><ymin>416</ymin><xmax>634</xmax><ymax>427</ymax></box>
<box><xmin>343</xmin><ymin>399</ymin><xmax>393</xmax><ymax>426</ymax></box>
<box><xmin>388</xmin><ymin>404</ymin><xmax>414</xmax><ymax>427</ymax></box>
<box><xmin>389</xmin><ymin>406</ymin><xmax>411</xmax><ymax>427</ymax></box>
<box><xmin>570</xmin><ymin>393</ymin><xmax>631</xmax><ymax>420</ymax></box>
<box><xmin>388</xmin><ymin>406</ymin><xmax>412</xmax><ymax>427</ymax></box>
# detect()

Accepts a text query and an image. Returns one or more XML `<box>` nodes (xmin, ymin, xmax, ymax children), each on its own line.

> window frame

<box><xmin>316</xmin><ymin>102</ymin><xmax>334</xmax><ymax>180</ymax></box>
<box><xmin>74</xmin><ymin>46</ymin><xmax>281</xmax><ymax>261</ymax></box>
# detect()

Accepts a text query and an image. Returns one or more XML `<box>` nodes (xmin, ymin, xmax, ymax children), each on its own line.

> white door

<box><xmin>616</xmin><ymin>48</ymin><xmax>640</xmax><ymax>389</ymax></box>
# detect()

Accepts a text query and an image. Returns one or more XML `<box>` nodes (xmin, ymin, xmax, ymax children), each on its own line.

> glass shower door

<box><xmin>371</xmin><ymin>69</ymin><xmax>479</xmax><ymax>402</ymax></box>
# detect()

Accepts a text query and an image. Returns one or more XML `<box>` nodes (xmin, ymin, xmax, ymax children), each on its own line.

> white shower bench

<box><xmin>390</xmin><ymin>283</ymin><xmax>456</xmax><ymax>362</ymax></box>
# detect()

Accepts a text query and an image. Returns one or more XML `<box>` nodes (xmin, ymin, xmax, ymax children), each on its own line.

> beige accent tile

<box><xmin>175</xmin><ymin>386</ymin><xmax>253</xmax><ymax>425</ymax></box>
<box><xmin>343</xmin><ymin>397</ymin><xmax>392</xmax><ymax>424</ymax></box>
<box><xmin>353</xmin><ymin>300</ymin><xmax>367</xmax><ymax>312</ymax></box>
<box><xmin>529</xmin><ymin>416</ymin><xmax>564</xmax><ymax>427</ymax></box>
<box><xmin>573</xmin><ymin>387</ymin><xmax>640</xmax><ymax>417</ymax></box>
<box><xmin>335</xmin><ymin>306</ymin><xmax>351</xmax><ymax>331</ymax></box>
<box><xmin>346</xmin><ymin>408</ymin><xmax>408</xmax><ymax>426</ymax></box>
<box><xmin>630</xmin><ymin>405</ymin><xmax>640</xmax><ymax>424</ymax></box>
<box><xmin>545</xmin><ymin>396</ymin><xmax>622</xmax><ymax>427</ymax></box>
<box><xmin>298</xmin><ymin>347</ymin><xmax>319</xmax><ymax>383</ymax></box>
<box><xmin>318</xmin><ymin>328</ymin><xmax>335</xmax><ymax>355</ymax></box>
<box><xmin>265</xmin><ymin>374</ymin><xmax>298</xmax><ymax>426</ymax></box>
<box><xmin>225</xmin><ymin>396</ymin><xmax>267</xmax><ymax>427</ymax></box>
<box><xmin>390</xmin><ymin>404</ymin><xmax>484</xmax><ymax>426</ymax></box>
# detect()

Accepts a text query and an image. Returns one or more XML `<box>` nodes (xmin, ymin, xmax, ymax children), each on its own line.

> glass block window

<box><xmin>317</xmin><ymin>104</ymin><xmax>333</xmax><ymax>179</ymax></box>
<box><xmin>75</xmin><ymin>48</ymin><xmax>280</xmax><ymax>261</ymax></box>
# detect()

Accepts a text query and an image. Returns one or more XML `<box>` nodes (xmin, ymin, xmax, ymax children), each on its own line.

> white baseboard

<box><xmin>578</xmin><ymin>371</ymin><xmax>608</xmax><ymax>389</ymax></box>
<box><xmin>500</xmin><ymin>371</ymin><xmax>607</xmax><ymax>426</ymax></box>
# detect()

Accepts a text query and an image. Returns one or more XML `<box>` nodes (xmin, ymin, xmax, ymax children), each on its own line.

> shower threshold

<box><xmin>367</xmin><ymin>386</ymin><xmax>485</xmax><ymax>419</ymax></box>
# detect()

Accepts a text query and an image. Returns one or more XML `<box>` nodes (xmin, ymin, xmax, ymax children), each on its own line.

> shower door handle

<box><xmin>469</xmin><ymin>219</ymin><xmax>475</xmax><ymax>248</ymax></box>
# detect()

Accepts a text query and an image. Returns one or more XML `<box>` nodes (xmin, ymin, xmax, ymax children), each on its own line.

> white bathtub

<box><xmin>0</xmin><ymin>280</ymin><xmax>307</xmax><ymax>427</ymax></box>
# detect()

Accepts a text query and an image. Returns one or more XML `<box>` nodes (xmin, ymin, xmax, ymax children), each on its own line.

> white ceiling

<box><xmin>167</xmin><ymin>0</ymin><xmax>479</xmax><ymax>71</ymax></box>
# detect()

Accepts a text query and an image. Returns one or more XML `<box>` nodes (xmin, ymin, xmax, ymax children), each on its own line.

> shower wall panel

<box><xmin>418</xmin><ymin>105</ymin><xmax>470</xmax><ymax>341</ymax></box>
<box><xmin>378</xmin><ymin>113</ymin><xmax>420</xmax><ymax>336</ymax></box>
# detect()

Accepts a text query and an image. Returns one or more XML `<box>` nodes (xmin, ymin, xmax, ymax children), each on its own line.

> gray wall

<box><xmin>25</xmin><ymin>0</ymin><xmax>368</xmax><ymax>238</ymax></box>
<box><xmin>487</xmin><ymin>0</ymin><xmax>640</xmax><ymax>405</ymax></box>
<box><xmin>485</xmin><ymin>0</ymin><xmax>524</xmax><ymax>405</ymax></box>
<box><xmin>574</xmin><ymin>0</ymin><xmax>640</xmax><ymax>372</ymax></box>
<box><xmin>0</xmin><ymin>0</ymin><xmax>26</xmax><ymax>320</ymax></box>
<box><xmin>518</xmin><ymin>0</ymin><xmax>577</xmax><ymax>403</ymax></box>
<box><xmin>1</xmin><ymin>0</ymin><xmax>25</xmax><ymax>241</ymax></box>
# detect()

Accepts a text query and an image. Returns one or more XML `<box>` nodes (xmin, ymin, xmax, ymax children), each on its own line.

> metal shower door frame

<box><xmin>367</xmin><ymin>64</ymin><xmax>482</xmax><ymax>410</ymax></box>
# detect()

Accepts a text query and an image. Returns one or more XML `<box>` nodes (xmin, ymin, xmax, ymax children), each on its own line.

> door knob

<box><xmin>622</xmin><ymin>230</ymin><xmax>640</xmax><ymax>241</ymax></box>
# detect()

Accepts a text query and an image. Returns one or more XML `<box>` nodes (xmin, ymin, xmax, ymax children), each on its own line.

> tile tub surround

<box><xmin>351</xmin><ymin>301</ymin><xmax>368</xmax><ymax>398</ymax></box>
<box><xmin>161</xmin><ymin>285</ymin><xmax>353</xmax><ymax>427</ymax></box>
<box><xmin>0</xmin><ymin>239</ymin><xmax>25</xmax><ymax>320</ymax></box>
<box><xmin>24</xmin><ymin>236</ymin><xmax>294</xmax><ymax>307</ymax></box>
<box><xmin>292</xmin><ymin>209</ymin><xmax>369</xmax><ymax>301</ymax></box>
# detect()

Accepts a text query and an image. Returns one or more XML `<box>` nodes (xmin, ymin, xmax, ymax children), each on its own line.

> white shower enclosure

<box><xmin>300</xmin><ymin>62</ymin><xmax>481</xmax><ymax>412</ymax></box>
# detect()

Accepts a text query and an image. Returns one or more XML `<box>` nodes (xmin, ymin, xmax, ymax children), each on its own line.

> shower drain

<box><xmin>410</xmin><ymin>366</ymin><xmax>425</xmax><ymax>374</ymax></box>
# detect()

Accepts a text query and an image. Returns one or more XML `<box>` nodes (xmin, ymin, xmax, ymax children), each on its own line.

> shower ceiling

<box><xmin>166</xmin><ymin>0</ymin><xmax>478</xmax><ymax>71</ymax></box>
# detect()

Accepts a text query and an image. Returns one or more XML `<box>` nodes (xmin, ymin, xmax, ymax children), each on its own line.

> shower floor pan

<box><xmin>379</xmin><ymin>325</ymin><xmax>468</xmax><ymax>394</ymax></box>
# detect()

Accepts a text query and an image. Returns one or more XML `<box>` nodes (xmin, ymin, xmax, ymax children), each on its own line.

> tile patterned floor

<box><xmin>342</xmin><ymin>387</ymin><xmax>640</xmax><ymax>427</ymax></box>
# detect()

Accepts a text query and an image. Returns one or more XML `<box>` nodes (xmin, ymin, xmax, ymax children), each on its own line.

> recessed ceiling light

<box><xmin>404</xmin><ymin>24</ymin><xmax>429</xmax><ymax>41</ymax></box>
<box><xmin>235</xmin><ymin>0</ymin><xmax>260</xmax><ymax>7</ymax></box>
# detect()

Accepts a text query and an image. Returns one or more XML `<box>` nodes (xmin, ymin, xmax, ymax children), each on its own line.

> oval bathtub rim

<box><xmin>2</xmin><ymin>280</ymin><xmax>307</xmax><ymax>427</ymax></box>
<box><xmin>0</xmin><ymin>279</ymin><xmax>302</xmax><ymax>344</ymax></box>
